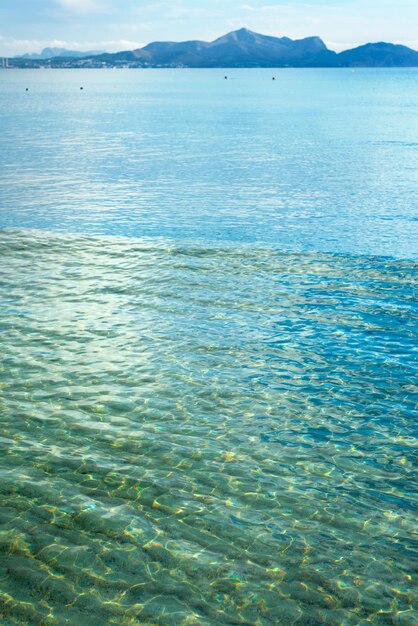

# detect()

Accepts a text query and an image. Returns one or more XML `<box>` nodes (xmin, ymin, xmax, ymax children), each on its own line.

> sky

<box><xmin>1</xmin><ymin>0</ymin><xmax>418</xmax><ymax>56</ymax></box>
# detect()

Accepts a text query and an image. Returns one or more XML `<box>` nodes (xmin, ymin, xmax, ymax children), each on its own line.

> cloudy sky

<box><xmin>1</xmin><ymin>0</ymin><xmax>418</xmax><ymax>56</ymax></box>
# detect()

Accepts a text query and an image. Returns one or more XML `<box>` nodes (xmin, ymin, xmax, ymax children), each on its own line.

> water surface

<box><xmin>0</xmin><ymin>69</ymin><xmax>417</xmax><ymax>257</ymax></box>
<box><xmin>0</xmin><ymin>70</ymin><xmax>417</xmax><ymax>625</ymax></box>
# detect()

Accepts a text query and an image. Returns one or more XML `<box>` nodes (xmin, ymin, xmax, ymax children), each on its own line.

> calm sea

<box><xmin>0</xmin><ymin>69</ymin><xmax>417</xmax><ymax>625</ymax></box>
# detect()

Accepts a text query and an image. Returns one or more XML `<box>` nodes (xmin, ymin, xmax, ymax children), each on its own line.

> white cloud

<box><xmin>0</xmin><ymin>36</ymin><xmax>143</xmax><ymax>57</ymax></box>
<box><xmin>102</xmin><ymin>39</ymin><xmax>145</xmax><ymax>51</ymax></box>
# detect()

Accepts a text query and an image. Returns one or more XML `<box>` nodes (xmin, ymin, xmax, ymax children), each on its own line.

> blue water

<box><xmin>1</xmin><ymin>69</ymin><xmax>418</xmax><ymax>257</ymax></box>
<box><xmin>0</xmin><ymin>70</ymin><xmax>417</xmax><ymax>625</ymax></box>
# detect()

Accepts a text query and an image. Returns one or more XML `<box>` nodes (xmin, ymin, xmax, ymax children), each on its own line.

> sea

<box><xmin>0</xmin><ymin>69</ymin><xmax>417</xmax><ymax>625</ymax></box>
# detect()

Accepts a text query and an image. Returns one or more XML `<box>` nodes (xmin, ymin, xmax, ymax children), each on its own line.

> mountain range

<box><xmin>19</xmin><ymin>47</ymin><xmax>104</xmax><ymax>60</ymax></box>
<box><xmin>9</xmin><ymin>29</ymin><xmax>418</xmax><ymax>68</ymax></box>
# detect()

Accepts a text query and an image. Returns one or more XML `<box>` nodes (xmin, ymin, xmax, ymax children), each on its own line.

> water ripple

<box><xmin>0</xmin><ymin>229</ymin><xmax>417</xmax><ymax>625</ymax></box>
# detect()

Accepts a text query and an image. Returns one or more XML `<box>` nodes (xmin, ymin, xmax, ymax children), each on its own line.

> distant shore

<box><xmin>3</xmin><ymin>28</ymin><xmax>418</xmax><ymax>69</ymax></box>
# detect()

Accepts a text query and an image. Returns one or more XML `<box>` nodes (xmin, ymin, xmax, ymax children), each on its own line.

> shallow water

<box><xmin>0</xmin><ymin>230</ymin><xmax>417</xmax><ymax>625</ymax></box>
<box><xmin>0</xmin><ymin>70</ymin><xmax>417</xmax><ymax>625</ymax></box>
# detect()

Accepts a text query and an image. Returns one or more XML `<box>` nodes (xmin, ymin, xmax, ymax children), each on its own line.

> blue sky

<box><xmin>1</xmin><ymin>0</ymin><xmax>418</xmax><ymax>56</ymax></box>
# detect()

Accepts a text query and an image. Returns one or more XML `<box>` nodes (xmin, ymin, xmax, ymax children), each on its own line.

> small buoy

<box><xmin>25</xmin><ymin>88</ymin><xmax>29</xmax><ymax>91</ymax></box>
<box><xmin>224</xmin><ymin>76</ymin><xmax>228</xmax><ymax>80</ymax></box>
<box><xmin>80</xmin><ymin>86</ymin><xmax>84</xmax><ymax>90</ymax></box>
<box><xmin>272</xmin><ymin>77</ymin><xmax>276</xmax><ymax>81</ymax></box>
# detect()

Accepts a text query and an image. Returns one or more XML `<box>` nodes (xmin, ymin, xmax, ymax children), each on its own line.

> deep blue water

<box><xmin>0</xmin><ymin>70</ymin><xmax>417</xmax><ymax>625</ymax></box>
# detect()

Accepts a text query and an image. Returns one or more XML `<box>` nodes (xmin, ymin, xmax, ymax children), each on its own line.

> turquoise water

<box><xmin>0</xmin><ymin>70</ymin><xmax>417</xmax><ymax>625</ymax></box>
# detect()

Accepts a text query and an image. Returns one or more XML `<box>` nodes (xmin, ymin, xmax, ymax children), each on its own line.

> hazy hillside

<box><xmin>9</xmin><ymin>29</ymin><xmax>418</xmax><ymax>67</ymax></box>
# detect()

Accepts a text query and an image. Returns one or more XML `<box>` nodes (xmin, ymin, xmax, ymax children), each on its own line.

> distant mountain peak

<box><xmin>338</xmin><ymin>40</ymin><xmax>418</xmax><ymax>66</ymax></box>
<box><xmin>214</xmin><ymin>28</ymin><xmax>289</xmax><ymax>43</ymax></box>
<box><xmin>230</xmin><ymin>27</ymin><xmax>260</xmax><ymax>40</ymax></box>
<box><xmin>296</xmin><ymin>35</ymin><xmax>327</xmax><ymax>48</ymax></box>
<box><xmin>212</xmin><ymin>27</ymin><xmax>262</xmax><ymax>45</ymax></box>
<box><xmin>10</xmin><ymin>29</ymin><xmax>418</xmax><ymax>68</ymax></box>
<box><xmin>129</xmin><ymin>28</ymin><xmax>334</xmax><ymax>67</ymax></box>
<box><xmin>235</xmin><ymin>27</ymin><xmax>255</xmax><ymax>36</ymax></box>
<box><xmin>18</xmin><ymin>47</ymin><xmax>104</xmax><ymax>60</ymax></box>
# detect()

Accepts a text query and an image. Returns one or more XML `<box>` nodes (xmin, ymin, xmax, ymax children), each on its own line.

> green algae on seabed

<box><xmin>0</xmin><ymin>229</ymin><xmax>417</xmax><ymax>625</ymax></box>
